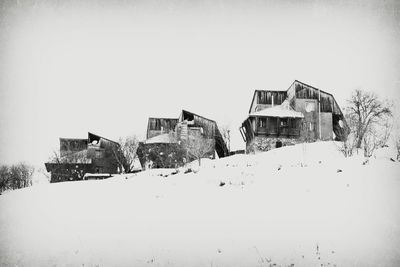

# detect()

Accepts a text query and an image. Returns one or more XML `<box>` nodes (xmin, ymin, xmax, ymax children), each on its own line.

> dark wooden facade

<box><xmin>179</xmin><ymin>110</ymin><xmax>228</xmax><ymax>158</ymax></box>
<box><xmin>287</xmin><ymin>80</ymin><xmax>349</xmax><ymax>140</ymax></box>
<box><xmin>249</xmin><ymin>90</ymin><xmax>288</xmax><ymax>113</ymax></box>
<box><xmin>138</xmin><ymin>110</ymin><xmax>229</xmax><ymax>169</ymax></box>
<box><xmin>45</xmin><ymin>132</ymin><xmax>120</xmax><ymax>183</ymax></box>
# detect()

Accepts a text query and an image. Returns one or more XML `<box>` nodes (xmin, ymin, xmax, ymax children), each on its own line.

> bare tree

<box><xmin>346</xmin><ymin>89</ymin><xmax>392</xmax><ymax>150</ymax></box>
<box><xmin>185</xmin><ymin>133</ymin><xmax>214</xmax><ymax>167</ymax></box>
<box><xmin>220</xmin><ymin>124</ymin><xmax>231</xmax><ymax>153</ymax></box>
<box><xmin>379</xmin><ymin>117</ymin><xmax>393</xmax><ymax>147</ymax></box>
<box><xmin>113</xmin><ymin>135</ymin><xmax>139</xmax><ymax>173</ymax></box>
<box><xmin>337</xmin><ymin>131</ymin><xmax>356</xmax><ymax>157</ymax></box>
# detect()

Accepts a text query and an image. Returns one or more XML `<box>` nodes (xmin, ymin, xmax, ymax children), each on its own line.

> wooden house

<box><xmin>45</xmin><ymin>132</ymin><xmax>120</xmax><ymax>183</ymax></box>
<box><xmin>240</xmin><ymin>80</ymin><xmax>349</xmax><ymax>153</ymax></box>
<box><xmin>137</xmin><ymin>110</ymin><xmax>229</xmax><ymax>169</ymax></box>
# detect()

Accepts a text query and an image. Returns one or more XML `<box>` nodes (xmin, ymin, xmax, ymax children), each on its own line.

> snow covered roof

<box><xmin>144</xmin><ymin>133</ymin><xmax>178</xmax><ymax>144</ymax></box>
<box><xmin>249</xmin><ymin>100</ymin><xmax>304</xmax><ymax>118</ymax></box>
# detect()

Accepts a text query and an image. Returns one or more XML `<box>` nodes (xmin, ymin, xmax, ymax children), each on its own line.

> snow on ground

<box><xmin>1</xmin><ymin>141</ymin><xmax>400</xmax><ymax>267</ymax></box>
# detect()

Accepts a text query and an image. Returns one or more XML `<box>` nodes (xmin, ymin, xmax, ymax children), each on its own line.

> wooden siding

<box><xmin>257</xmin><ymin>91</ymin><xmax>287</xmax><ymax>105</ymax></box>
<box><xmin>249</xmin><ymin>90</ymin><xmax>287</xmax><ymax>113</ymax></box>
<box><xmin>242</xmin><ymin>80</ymin><xmax>350</xmax><ymax>147</ymax></box>
<box><xmin>180</xmin><ymin>110</ymin><xmax>228</xmax><ymax>157</ymax></box>
<box><xmin>48</xmin><ymin>132</ymin><xmax>120</xmax><ymax>183</ymax></box>
<box><xmin>181</xmin><ymin>110</ymin><xmax>215</xmax><ymax>138</ymax></box>
<box><xmin>292</xmin><ymin>81</ymin><xmax>347</xmax><ymax>115</ymax></box>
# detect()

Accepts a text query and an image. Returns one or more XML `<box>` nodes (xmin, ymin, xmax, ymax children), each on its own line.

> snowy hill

<box><xmin>1</xmin><ymin>141</ymin><xmax>399</xmax><ymax>267</ymax></box>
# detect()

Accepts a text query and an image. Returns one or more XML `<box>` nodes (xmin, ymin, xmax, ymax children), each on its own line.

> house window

<box><xmin>154</xmin><ymin>119</ymin><xmax>161</xmax><ymax>130</ymax></box>
<box><xmin>258</xmin><ymin>118</ymin><xmax>267</xmax><ymax>128</ymax></box>
<box><xmin>308</xmin><ymin>122</ymin><xmax>314</xmax><ymax>131</ymax></box>
<box><xmin>258</xmin><ymin>92</ymin><xmax>267</xmax><ymax>104</ymax></box>
<box><xmin>258</xmin><ymin>91</ymin><xmax>274</xmax><ymax>105</ymax></box>
<box><xmin>302</xmin><ymin>121</ymin><xmax>314</xmax><ymax>131</ymax></box>
<box><xmin>288</xmin><ymin>118</ymin><xmax>297</xmax><ymax>128</ymax></box>
<box><xmin>305</xmin><ymin>101</ymin><xmax>315</xmax><ymax>112</ymax></box>
<box><xmin>95</xmin><ymin>150</ymin><xmax>102</xmax><ymax>159</ymax></box>
<box><xmin>276</xmin><ymin>140</ymin><xmax>282</xmax><ymax>148</ymax></box>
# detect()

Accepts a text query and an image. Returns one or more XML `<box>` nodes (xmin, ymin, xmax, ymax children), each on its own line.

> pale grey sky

<box><xmin>1</xmin><ymin>0</ymin><xmax>399</xmax><ymax>166</ymax></box>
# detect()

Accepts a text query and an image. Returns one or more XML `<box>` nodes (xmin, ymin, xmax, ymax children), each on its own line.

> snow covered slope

<box><xmin>1</xmin><ymin>141</ymin><xmax>399</xmax><ymax>267</ymax></box>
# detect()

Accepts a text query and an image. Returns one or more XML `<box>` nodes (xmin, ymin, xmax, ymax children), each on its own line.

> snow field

<box><xmin>1</xmin><ymin>141</ymin><xmax>399</xmax><ymax>266</ymax></box>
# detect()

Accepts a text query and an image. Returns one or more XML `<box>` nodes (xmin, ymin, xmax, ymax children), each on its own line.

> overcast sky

<box><xmin>0</xmin><ymin>0</ymin><xmax>399</xmax><ymax>167</ymax></box>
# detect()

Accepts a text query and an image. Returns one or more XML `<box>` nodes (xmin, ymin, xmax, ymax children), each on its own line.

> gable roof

<box><xmin>289</xmin><ymin>80</ymin><xmax>334</xmax><ymax>97</ymax></box>
<box><xmin>248</xmin><ymin>80</ymin><xmax>342</xmax><ymax>114</ymax></box>
<box><xmin>88</xmin><ymin>132</ymin><xmax>119</xmax><ymax>146</ymax></box>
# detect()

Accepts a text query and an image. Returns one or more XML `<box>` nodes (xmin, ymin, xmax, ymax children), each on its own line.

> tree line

<box><xmin>0</xmin><ymin>163</ymin><xmax>35</xmax><ymax>194</ymax></box>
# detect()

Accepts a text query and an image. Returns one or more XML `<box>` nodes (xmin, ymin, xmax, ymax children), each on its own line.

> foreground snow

<box><xmin>1</xmin><ymin>141</ymin><xmax>400</xmax><ymax>266</ymax></box>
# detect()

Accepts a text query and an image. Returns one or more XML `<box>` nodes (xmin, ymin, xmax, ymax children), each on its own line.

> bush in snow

<box><xmin>112</xmin><ymin>135</ymin><xmax>140</xmax><ymax>173</ymax></box>
<box><xmin>185</xmin><ymin>132</ymin><xmax>214</xmax><ymax>167</ymax></box>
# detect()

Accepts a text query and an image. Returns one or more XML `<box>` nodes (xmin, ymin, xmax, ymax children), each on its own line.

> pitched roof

<box><xmin>290</xmin><ymin>80</ymin><xmax>333</xmax><ymax>97</ymax></box>
<box><xmin>180</xmin><ymin>109</ymin><xmax>216</xmax><ymax>123</ymax></box>
<box><xmin>88</xmin><ymin>132</ymin><xmax>119</xmax><ymax>146</ymax></box>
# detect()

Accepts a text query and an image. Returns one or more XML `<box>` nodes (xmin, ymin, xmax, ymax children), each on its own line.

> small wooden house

<box><xmin>240</xmin><ymin>80</ymin><xmax>349</xmax><ymax>153</ymax></box>
<box><xmin>45</xmin><ymin>132</ymin><xmax>120</xmax><ymax>183</ymax></box>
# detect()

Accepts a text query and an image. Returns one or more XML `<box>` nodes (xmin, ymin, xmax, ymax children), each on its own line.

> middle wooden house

<box><xmin>137</xmin><ymin>110</ymin><xmax>229</xmax><ymax>169</ymax></box>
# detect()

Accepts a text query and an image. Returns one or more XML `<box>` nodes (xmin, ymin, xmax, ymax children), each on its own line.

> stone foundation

<box><xmin>246</xmin><ymin>136</ymin><xmax>301</xmax><ymax>154</ymax></box>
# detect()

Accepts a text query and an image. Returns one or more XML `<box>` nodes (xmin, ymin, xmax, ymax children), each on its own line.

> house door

<box><xmin>304</xmin><ymin>101</ymin><xmax>317</xmax><ymax>141</ymax></box>
<box><xmin>276</xmin><ymin>140</ymin><xmax>282</xmax><ymax>148</ymax></box>
<box><xmin>303</xmin><ymin>120</ymin><xmax>316</xmax><ymax>141</ymax></box>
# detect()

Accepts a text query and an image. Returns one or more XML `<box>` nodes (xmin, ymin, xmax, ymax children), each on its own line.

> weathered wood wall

<box><xmin>180</xmin><ymin>110</ymin><xmax>228</xmax><ymax>157</ymax></box>
<box><xmin>147</xmin><ymin>118</ymin><xmax>178</xmax><ymax>139</ymax></box>
<box><xmin>250</xmin><ymin>90</ymin><xmax>288</xmax><ymax>113</ymax></box>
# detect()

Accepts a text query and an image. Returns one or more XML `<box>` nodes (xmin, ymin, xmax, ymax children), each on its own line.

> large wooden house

<box><xmin>137</xmin><ymin>110</ymin><xmax>229</xmax><ymax>168</ymax></box>
<box><xmin>45</xmin><ymin>132</ymin><xmax>120</xmax><ymax>183</ymax></box>
<box><xmin>240</xmin><ymin>80</ymin><xmax>349</xmax><ymax>153</ymax></box>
